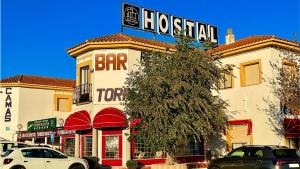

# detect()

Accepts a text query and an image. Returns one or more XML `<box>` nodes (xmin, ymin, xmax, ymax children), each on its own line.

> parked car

<box><xmin>0</xmin><ymin>147</ymin><xmax>89</xmax><ymax>169</ymax></box>
<box><xmin>208</xmin><ymin>145</ymin><xmax>300</xmax><ymax>169</ymax></box>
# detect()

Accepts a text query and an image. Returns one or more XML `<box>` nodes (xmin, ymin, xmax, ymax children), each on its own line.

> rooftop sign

<box><xmin>122</xmin><ymin>3</ymin><xmax>218</xmax><ymax>44</ymax></box>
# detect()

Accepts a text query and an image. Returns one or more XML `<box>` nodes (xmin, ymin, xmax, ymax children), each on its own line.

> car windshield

<box><xmin>273</xmin><ymin>149</ymin><xmax>300</xmax><ymax>158</ymax></box>
<box><xmin>1</xmin><ymin>143</ymin><xmax>14</xmax><ymax>152</ymax></box>
<box><xmin>2</xmin><ymin>149</ymin><xmax>14</xmax><ymax>157</ymax></box>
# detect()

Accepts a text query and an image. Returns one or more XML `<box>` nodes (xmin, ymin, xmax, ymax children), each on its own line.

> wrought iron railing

<box><xmin>73</xmin><ymin>83</ymin><xmax>92</xmax><ymax>104</ymax></box>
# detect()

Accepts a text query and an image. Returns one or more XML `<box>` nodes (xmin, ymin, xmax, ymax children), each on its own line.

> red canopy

<box><xmin>64</xmin><ymin>110</ymin><xmax>91</xmax><ymax>131</ymax></box>
<box><xmin>284</xmin><ymin>118</ymin><xmax>300</xmax><ymax>138</ymax></box>
<box><xmin>93</xmin><ymin>107</ymin><xmax>128</xmax><ymax>129</ymax></box>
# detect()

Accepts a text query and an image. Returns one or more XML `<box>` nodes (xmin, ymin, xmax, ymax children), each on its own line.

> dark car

<box><xmin>208</xmin><ymin>145</ymin><xmax>300</xmax><ymax>169</ymax></box>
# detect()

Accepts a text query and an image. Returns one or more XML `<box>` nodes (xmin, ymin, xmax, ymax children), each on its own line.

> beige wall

<box><xmin>215</xmin><ymin>47</ymin><xmax>289</xmax><ymax>147</ymax></box>
<box><xmin>0</xmin><ymin>87</ymin><xmax>20</xmax><ymax>140</ymax></box>
<box><xmin>0</xmin><ymin>86</ymin><xmax>73</xmax><ymax>141</ymax></box>
<box><xmin>73</xmin><ymin>48</ymin><xmax>141</xmax><ymax>119</ymax></box>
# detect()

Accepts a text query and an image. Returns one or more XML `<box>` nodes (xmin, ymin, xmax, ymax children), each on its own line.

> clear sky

<box><xmin>1</xmin><ymin>0</ymin><xmax>299</xmax><ymax>80</ymax></box>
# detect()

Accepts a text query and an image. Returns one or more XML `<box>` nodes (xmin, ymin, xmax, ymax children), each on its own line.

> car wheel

<box><xmin>10</xmin><ymin>166</ymin><xmax>26</xmax><ymax>169</ymax></box>
<box><xmin>70</xmin><ymin>164</ymin><xmax>85</xmax><ymax>169</ymax></box>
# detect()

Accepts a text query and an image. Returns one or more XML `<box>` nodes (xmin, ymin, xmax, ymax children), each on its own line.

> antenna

<box><xmin>294</xmin><ymin>32</ymin><xmax>298</xmax><ymax>42</ymax></box>
<box><xmin>121</xmin><ymin>0</ymin><xmax>125</xmax><ymax>34</ymax></box>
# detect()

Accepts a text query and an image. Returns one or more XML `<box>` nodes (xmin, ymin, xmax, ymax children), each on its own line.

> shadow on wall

<box><xmin>261</xmin><ymin>96</ymin><xmax>285</xmax><ymax>137</ymax></box>
<box><xmin>206</xmin><ymin>133</ymin><xmax>227</xmax><ymax>160</ymax></box>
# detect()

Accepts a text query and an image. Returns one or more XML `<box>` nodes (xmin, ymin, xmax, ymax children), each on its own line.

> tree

<box><xmin>271</xmin><ymin>49</ymin><xmax>300</xmax><ymax>112</ymax></box>
<box><xmin>124</xmin><ymin>35</ymin><xmax>228</xmax><ymax>160</ymax></box>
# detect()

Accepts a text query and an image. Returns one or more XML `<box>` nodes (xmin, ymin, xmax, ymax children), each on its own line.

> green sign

<box><xmin>27</xmin><ymin>118</ymin><xmax>57</xmax><ymax>131</ymax></box>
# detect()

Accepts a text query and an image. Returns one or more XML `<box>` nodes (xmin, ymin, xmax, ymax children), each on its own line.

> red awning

<box><xmin>93</xmin><ymin>107</ymin><xmax>128</xmax><ymax>129</ymax></box>
<box><xmin>64</xmin><ymin>110</ymin><xmax>91</xmax><ymax>131</ymax></box>
<box><xmin>227</xmin><ymin>119</ymin><xmax>252</xmax><ymax>135</ymax></box>
<box><xmin>284</xmin><ymin>118</ymin><xmax>300</xmax><ymax>138</ymax></box>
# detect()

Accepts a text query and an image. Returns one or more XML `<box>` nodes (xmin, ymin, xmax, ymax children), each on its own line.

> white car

<box><xmin>0</xmin><ymin>147</ymin><xmax>89</xmax><ymax>169</ymax></box>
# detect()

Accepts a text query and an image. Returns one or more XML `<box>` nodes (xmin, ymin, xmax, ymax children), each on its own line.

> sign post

<box><xmin>50</xmin><ymin>131</ymin><xmax>54</xmax><ymax>148</ymax></box>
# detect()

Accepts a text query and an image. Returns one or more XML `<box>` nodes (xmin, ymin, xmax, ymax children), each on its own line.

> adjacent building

<box><xmin>210</xmin><ymin>30</ymin><xmax>300</xmax><ymax>155</ymax></box>
<box><xmin>0</xmin><ymin>75</ymin><xmax>75</xmax><ymax>149</ymax></box>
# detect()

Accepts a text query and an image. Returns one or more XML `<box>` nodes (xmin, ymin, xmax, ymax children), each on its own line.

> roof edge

<box><xmin>67</xmin><ymin>41</ymin><xmax>176</xmax><ymax>58</ymax></box>
<box><xmin>212</xmin><ymin>37</ymin><xmax>300</xmax><ymax>57</ymax></box>
<box><xmin>0</xmin><ymin>82</ymin><xmax>73</xmax><ymax>91</ymax></box>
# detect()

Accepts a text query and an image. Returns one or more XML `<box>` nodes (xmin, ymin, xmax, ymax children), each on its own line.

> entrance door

<box><xmin>102</xmin><ymin>130</ymin><xmax>122</xmax><ymax>166</ymax></box>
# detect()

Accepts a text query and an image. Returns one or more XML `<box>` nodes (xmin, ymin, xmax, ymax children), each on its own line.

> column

<box><xmin>92</xmin><ymin>128</ymin><xmax>98</xmax><ymax>157</ymax></box>
<box><xmin>97</xmin><ymin>130</ymin><xmax>102</xmax><ymax>164</ymax></box>
<box><xmin>122</xmin><ymin>128</ymin><xmax>131</xmax><ymax>166</ymax></box>
<box><xmin>75</xmin><ymin>133</ymin><xmax>80</xmax><ymax>158</ymax></box>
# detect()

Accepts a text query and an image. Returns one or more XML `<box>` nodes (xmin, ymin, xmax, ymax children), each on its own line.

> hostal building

<box><xmin>63</xmin><ymin>34</ymin><xmax>207</xmax><ymax>168</ymax></box>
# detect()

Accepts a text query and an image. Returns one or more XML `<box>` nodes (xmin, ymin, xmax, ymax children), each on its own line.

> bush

<box><xmin>126</xmin><ymin>160</ymin><xmax>137</xmax><ymax>169</ymax></box>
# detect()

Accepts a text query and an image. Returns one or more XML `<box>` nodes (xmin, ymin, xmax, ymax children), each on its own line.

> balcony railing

<box><xmin>73</xmin><ymin>83</ymin><xmax>92</xmax><ymax>104</ymax></box>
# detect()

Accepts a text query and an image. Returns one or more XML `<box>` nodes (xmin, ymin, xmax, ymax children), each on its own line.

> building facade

<box><xmin>0</xmin><ymin>75</ymin><xmax>75</xmax><ymax>149</ymax></box>
<box><xmin>210</xmin><ymin>32</ymin><xmax>300</xmax><ymax>155</ymax></box>
<box><xmin>1</xmin><ymin>32</ymin><xmax>299</xmax><ymax>169</ymax></box>
<box><xmin>63</xmin><ymin>34</ymin><xmax>207</xmax><ymax>168</ymax></box>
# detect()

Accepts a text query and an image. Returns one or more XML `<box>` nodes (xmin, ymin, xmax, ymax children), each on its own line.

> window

<box><xmin>246</xmin><ymin>148</ymin><xmax>264</xmax><ymax>158</ymax></box>
<box><xmin>273</xmin><ymin>149</ymin><xmax>300</xmax><ymax>158</ymax></box>
<box><xmin>175</xmin><ymin>138</ymin><xmax>201</xmax><ymax>156</ymax></box>
<box><xmin>21</xmin><ymin>149</ymin><xmax>44</xmax><ymax>158</ymax></box>
<box><xmin>105</xmin><ymin>136</ymin><xmax>119</xmax><ymax>159</ymax></box>
<box><xmin>43</xmin><ymin>149</ymin><xmax>67</xmax><ymax>159</ymax></box>
<box><xmin>133</xmin><ymin>138</ymin><xmax>162</xmax><ymax>159</ymax></box>
<box><xmin>226</xmin><ymin>124</ymin><xmax>251</xmax><ymax>151</ymax></box>
<box><xmin>83</xmin><ymin>136</ymin><xmax>92</xmax><ymax>157</ymax></box>
<box><xmin>57</xmin><ymin>98</ymin><xmax>69</xmax><ymax>112</ymax></box>
<box><xmin>283</xmin><ymin>60</ymin><xmax>297</xmax><ymax>78</ymax></box>
<box><xmin>63</xmin><ymin>138</ymin><xmax>75</xmax><ymax>156</ymax></box>
<box><xmin>2</xmin><ymin>149</ymin><xmax>14</xmax><ymax>157</ymax></box>
<box><xmin>80</xmin><ymin>66</ymin><xmax>89</xmax><ymax>95</ymax></box>
<box><xmin>219</xmin><ymin>66</ymin><xmax>233</xmax><ymax>89</ymax></box>
<box><xmin>240</xmin><ymin>60</ymin><xmax>262</xmax><ymax>86</ymax></box>
<box><xmin>228</xmin><ymin>148</ymin><xmax>247</xmax><ymax>158</ymax></box>
<box><xmin>54</xmin><ymin>94</ymin><xmax>72</xmax><ymax>112</ymax></box>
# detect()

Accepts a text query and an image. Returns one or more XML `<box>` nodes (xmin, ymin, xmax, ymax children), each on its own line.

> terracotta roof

<box><xmin>67</xmin><ymin>33</ymin><xmax>176</xmax><ymax>56</ymax></box>
<box><xmin>0</xmin><ymin>75</ymin><xmax>75</xmax><ymax>88</ymax></box>
<box><xmin>211</xmin><ymin>35</ymin><xmax>299</xmax><ymax>54</ymax></box>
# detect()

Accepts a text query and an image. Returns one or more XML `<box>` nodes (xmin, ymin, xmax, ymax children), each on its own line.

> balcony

<box><xmin>73</xmin><ymin>83</ymin><xmax>92</xmax><ymax>104</ymax></box>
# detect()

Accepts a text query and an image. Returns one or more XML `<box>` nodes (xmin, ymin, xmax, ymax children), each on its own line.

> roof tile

<box><xmin>67</xmin><ymin>33</ymin><xmax>176</xmax><ymax>52</ymax></box>
<box><xmin>0</xmin><ymin>75</ymin><xmax>75</xmax><ymax>88</ymax></box>
<box><xmin>211</xmin><ymin>35</ymin><xmax>299</xmax><ymax>53</ymax></box>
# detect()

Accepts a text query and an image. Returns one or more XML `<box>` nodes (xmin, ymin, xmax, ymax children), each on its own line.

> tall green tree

<box><xmin>124</xmin><ymin>35</ymin><xmax>228</xmax><ymax>159</ymax></box>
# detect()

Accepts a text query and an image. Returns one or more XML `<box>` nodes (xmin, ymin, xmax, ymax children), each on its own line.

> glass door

<box><xmin>102</xmin><ymin>131</ymin><xmax>122</xmax><ymax>166</ymax></box>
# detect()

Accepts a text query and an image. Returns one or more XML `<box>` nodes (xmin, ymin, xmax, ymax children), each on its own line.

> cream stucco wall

<box><xmin>217</xmin><ymin>47</ymin><xmax>288</xmax><ymax>146</ymax></box>
<box><xmin>0</xmin><ymin>87</ymin><xmax>20</xmax><ymax>140</ymax></box>
<box><xmin>0</xmin><ymin>86</ymin><xmax>73</xmax><ymax>141</ymax></box>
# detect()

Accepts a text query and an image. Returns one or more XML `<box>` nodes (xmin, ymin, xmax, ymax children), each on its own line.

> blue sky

<box><xmin>1</xmin><ymin>0</ymin><xmax>299</xmax><ymax>80</ymax></box>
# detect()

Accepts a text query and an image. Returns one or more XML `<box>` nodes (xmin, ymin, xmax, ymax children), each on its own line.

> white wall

<box><xmin>0</xmin><ymin>87</ymin><xmax>20</xmax><ymax>140</ymax></box>
<box><xmin>217</xmin><ymin>47</ymin><xmax>287</xmax><ymax>146</ymax></box>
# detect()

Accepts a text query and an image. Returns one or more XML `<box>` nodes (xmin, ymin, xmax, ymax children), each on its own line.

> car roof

<box><xmin>241</xmin><ymin>145</ymin><xmax>290</xmax><ymax>149</ymax></box>
<box><xmin>0</xmin><ymin>141</ymin><xmax>15</xmax><ymax>144</ymax></box>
